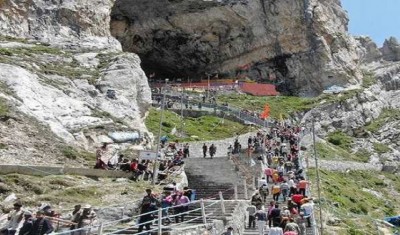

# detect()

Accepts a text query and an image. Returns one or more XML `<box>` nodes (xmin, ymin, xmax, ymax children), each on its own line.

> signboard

<box><xmin>139</xmin><ymin>151</ymin><xmax>158</xmax><ymax>160</ymax></box>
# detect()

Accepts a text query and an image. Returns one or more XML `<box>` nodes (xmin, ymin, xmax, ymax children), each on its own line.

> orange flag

<box><xmin>260</xmin><ymin>104</ymin><xmax>270</xmax><ymax>119</ymax></box>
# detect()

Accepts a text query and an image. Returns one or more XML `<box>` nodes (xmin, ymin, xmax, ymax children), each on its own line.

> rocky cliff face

<box><xmin>111</xmin><ymin>0</ymin><xmax>361</xmax><ymax>96</ymax></box>
<box><xmin>0</xmin><ymin>0</ymin><xmax>152</xmax><ymax>164</ymax></box>
<box><xmin>0</xmin><ymin>0</ymin><xmax>120</xmax><ymax>50</ymax></box>
<box><xmin>301</xmin><ymin>60</ymin><xmax>400</xmax><ymax>171</ymax></box>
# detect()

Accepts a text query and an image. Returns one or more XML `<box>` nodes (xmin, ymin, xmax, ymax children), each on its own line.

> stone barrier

<box><xmin>0</xmin><ymin>165</ymin><xmax>131</xmax><ymax>178</ymax></box>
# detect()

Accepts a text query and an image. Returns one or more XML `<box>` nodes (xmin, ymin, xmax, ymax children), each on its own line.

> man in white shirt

<box><xmin>255</xmin><ymin>209</ymin><xmax>267</xmax><ymax>235</ymax></box>
<box><xmin>1</xmin><ymin>202</ymin><xmax>23</xmax><ymax>235</ymax></box>
<box><xmin>268</xmin><ymin>226</ymin><xmax>283</xmax><ymax>235</ymax></box>
<box><xmin>300</xmin><ymin>198</ymin><xmax>314</xmax><ymax>227</ymax></box>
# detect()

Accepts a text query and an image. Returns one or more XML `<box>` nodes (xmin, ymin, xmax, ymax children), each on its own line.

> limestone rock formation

<box><xmin>301</xmin><ymin>60</ymin><xmax>400</xmax><ymax>169</ymax></box>
<box><xmin>380</xmin><ymin>37</ymin><xmax>400</xmax><ymax>62</ymax></box>
<box><xmin>111</xmin><ymin>0</ymin><xmax>361</xmax><ymax>96</ymax></box>
<box><xmin>0</xmin><ymin>0</ymin><xmax>152</xmax><ymax>164</ymax></box>
<box><xmin>0</xmin><ymin>0</ymin><xmax>121</xmax><ymax>51</ymax></box>
<box><xmin>354</xmin><ymin>36</ymin><xmax>382</xmax><ymax>64</ymax></box>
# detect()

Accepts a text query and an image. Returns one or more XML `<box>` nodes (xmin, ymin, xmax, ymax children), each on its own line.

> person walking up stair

<box><xmin>209</xmin><ymin>144</ymin><xmax>216</xmax><ymax>159</ymax></box>
<box><xmin>202</xmin><ymin>144</ymin><xmax>207</xmax><ymax>158</ymax></box>
<box><xmin>255</xmin><ymin>207</ymin><xmax>267</xmax><ymax>235</ymax></box>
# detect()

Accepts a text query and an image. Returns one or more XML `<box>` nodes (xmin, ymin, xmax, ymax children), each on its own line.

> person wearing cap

<box><xmin>31</xmin><ymin>211</ymin><xmax>53</xmax><ymax>235</ymax></box>
<box><xmin>75</xmin><ymin>205</ymin><xmax>96</xmax><ymax>235</ymax></box>
<box><xmin>18</xmin><ymin>212</ymin><xmax>33</xmax><ymax>235</ymax></box>
<box><xmin>1</xmin><ymin>202</ymin><xmax>24</xmax><ymax>235</ymax></box>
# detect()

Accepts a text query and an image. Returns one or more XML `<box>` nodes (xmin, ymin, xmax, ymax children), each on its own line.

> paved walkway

<box><xmin>187</xmin><ymin>131</ymin><xmax>258</xmax><ymax>158</ymax></box>
<box><xmin>307</xmin><ymin>159</ymin><xmax>382</xmax><ymax>172</ymax></box>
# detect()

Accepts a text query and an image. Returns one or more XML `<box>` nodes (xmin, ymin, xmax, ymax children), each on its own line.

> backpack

<box><xmin>260</xmin><ymin>185</ymin><xmax>269</xmax><ymax>193</ymax></box>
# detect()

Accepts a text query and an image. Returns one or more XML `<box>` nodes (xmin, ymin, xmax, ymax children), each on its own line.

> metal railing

<box><xmin>52</xmin><ymin>193</ymin><xmax>237</xmax><ymax>235</ymax></box>
<box><xmin>298</xmin><ymin>130</ymin><xmax>318</xmax><ymax>235</ymax></box>
<box><xmin>152</xmin><ymin>93</ymin><xmax>274</xmax><ymax>128</ymax></box>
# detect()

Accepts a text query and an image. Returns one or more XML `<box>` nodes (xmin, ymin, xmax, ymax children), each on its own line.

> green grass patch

<box><xmin>0</xmin><ymin>45</ymin><xmax>61</xmax><ymax>56</ymax></box>
<box><xmin>0</xmin><ymin>143</ymin><xmax>7</xmax><ymax>149</ymax></box>
<box><xmin>308</xmin><ymin>169</ymin><xmax>398</xmax><ymax>221</ymax></box>
<box><xmin>217</xmin><ymin>91</ymin><xmax>362</xmax><ymax>119</ymax></box>
<box><xmin>361</xmin><ymin>71</ymin><xmax>377</xmax><ymax>88</ymax></box>
<box><xmin>353</xmin><ymin>149</ymin><xmax>371</xmax><ymax>163</ymax></box>
<box><xmin>365</xmin><ymin>108</ymin><xmax>400</xmax><ymax>133</ymax></box>
<box><xmin>0</xmin><ymin>48</ymin><xmax>13</xmax><ymax>56</ymax></box>
<box><xmin>315</xmin><ymin>142</ymin><xmax>369</xmax><ymax>163</ymax></box>
<box><xmin>61</xmin><ymin>146</ymin><xmax>96</xmax><ymax>162</ymax></box>
<box><xmin>145</xmin><ymin>108</ymin><xmax>254</xmax><ymax>141</ymax></box>
<box><xmin>373</xmin><ymin>142</ymin><xmax>391</xmax><ymax>154</ymax></box>
<box><xmin>327</xmin><ymin>131</ymin><xmax>353</xmax><ymax>151</ymax></box>
<box><xmin>217</xmin><ymin>94</ymin><xmax>314</xmax><ymax>119</ymax></box>
<box><xmin>315</xmin><ymin>89</ymin><xmax>362</xmax><ymax>104</ymax></box>
<box><xmin>61</xmin><ymin>146</ymin><xmax>79</xmax><ymax>160</ymax></box>
<box><xmin>0</xmin><ymin>98</ymin><xmax>9</xmax><ymax>118</ymax></box>
<box><xmin>0</xmin><ymin>174</ymin><xmax>162</xmax><ymax>207</ymax></box>
<box><xmin>23</xmin><ymin>45</ymin><xmax>61</xmax><ymax>54</ymax></box>
<box><xmin>0</xmin><ymin>35</ymin><xmax>28</xmax><ymax>43</ymax></box>
<box><xmin>39</xmin><ymin>62</ymin><xmax>99</xmax><ymax>80</ymax></box>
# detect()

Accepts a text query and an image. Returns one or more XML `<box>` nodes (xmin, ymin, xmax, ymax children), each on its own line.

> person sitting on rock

<box><xmin>94</xmin><ymin>143</ymin><xmax>109</xmax><ymax>170</ymax></box>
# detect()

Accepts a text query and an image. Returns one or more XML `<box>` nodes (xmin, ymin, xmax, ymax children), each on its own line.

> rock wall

<box><xmin>300</xmin><ymin>61</ymin><xmax>400</xmax><ymax>169</ymax></box>
<box><xmin>0</xmin><ymin>0</ymin><xmax>152</xmax><ymax>163</ymax></box>
<box><xmin>110</xmin><ymin>0</ymin><xmax>361</xmax><ymax>96</ymax></box>
<box><xmin>0</xmin><ymin>0</ymin><xmax>120</xmax><ymax>50</ymax></box>
<box><xmin>381</xmin><ymin>37</ymin><xmax>400</xmax><ymax>62</ymax></box>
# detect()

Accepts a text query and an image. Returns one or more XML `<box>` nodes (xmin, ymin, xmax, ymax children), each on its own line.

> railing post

<box><xmin>121</xmin><ymin>207</ymin><xmax>125</xmax><ymax>219</ymax></box>
<box><xmin>97</xmin><ymin>222</ymin><xmax>104</xmax><ymax>235</ymax></box>
<box><xmin>243</xmin><ymin>179</ymin><xmax>248</xmax><ymax>200</ymax></box>
<box><xmin>219</xmin><ymin>191</ymin><xmax>226</xmax><ymax>214</ymax></box>
<box><xmin>234</xmin><ymin>184</ymin><xmax>238</xmax><ymax>201</ymax></box>
<box><xmin>200</xmin><ymin>199</ymin><xmax>207</xmax><ymax>225</ymax></box>
<box><xmin>158</xmin><ymin>208</ymin><xmax>162</xmax><ymax>234</ymax></box>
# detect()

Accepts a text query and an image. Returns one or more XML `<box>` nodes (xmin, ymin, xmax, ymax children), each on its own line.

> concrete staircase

<box><xmin>233</xmin><ymin>155</ymin><xmax>315</xmax><ymax>235</ymax></box>
<box><xmin>102</xmin><ymin>157</ymin><xmax>249</xmax><ymax>234</ymax></box>
<box><xmin>184</xmin><ymin>157</ymin><xmax>248</xmax><ymax>200</ymax></box>
<box><xmin>102</xmin><ymin>200</ymin><xmax>240</xmax><ymax>234</ymax></box>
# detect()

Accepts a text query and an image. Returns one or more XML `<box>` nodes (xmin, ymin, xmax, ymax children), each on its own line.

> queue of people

<box><xmin>136</xmin><ymin>188</ymin><xmax>194</xmax><ymax>233</ymax></box>
<box><xmin>243</xmin><ymin>125</ymin><xmax>313</xmax><ymax>235</ymax></box>
<box><xmin>0</xmin><ymin>202</ymin><xmax>99</xmax><ymax>235</ymax></box>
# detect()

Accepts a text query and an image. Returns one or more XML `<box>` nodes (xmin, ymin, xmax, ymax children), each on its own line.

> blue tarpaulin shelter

<box><xmin>385</xmin><ymin>216</ymin><xmax>400</xmax><ymax>227</ymax></box>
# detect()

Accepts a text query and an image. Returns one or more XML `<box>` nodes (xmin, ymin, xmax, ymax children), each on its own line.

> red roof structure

<box><xmin>239</xmin><ymin>83</ymin><xmax>279</xmax><ymax>96</ymax></box>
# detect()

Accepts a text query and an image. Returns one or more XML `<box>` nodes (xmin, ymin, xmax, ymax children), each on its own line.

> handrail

<box><xmin>298</xmin><ymin>130</ymin><xmax>318</xmax><ymax>235</ymax></box>
<box><xmin>152</xmin><ymin>93</ymin><xmax>273</xmax><ymax>128</ymax></box>
<box><xmin>105</xmin><ymin>201</ymin><xmax>220</xmax><ymax>234</ymax></box>
<box><xmin>53</xmin><ymin>199</ymin><xmax>222</xmax><ymax>235</ymax></box>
